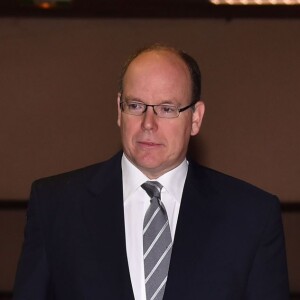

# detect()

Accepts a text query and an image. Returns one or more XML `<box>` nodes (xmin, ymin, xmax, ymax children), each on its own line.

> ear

<box><xmin>117</xmin><ymin>93</ymin><xmax>122</xmax><ymax>127</ymax></box>
<box><xmin>191</xmin><ymin>101</ymin><xmax>205</xmax><ymax>136</ymax></box>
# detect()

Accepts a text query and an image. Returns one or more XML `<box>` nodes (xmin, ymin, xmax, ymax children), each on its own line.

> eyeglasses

<box><xmin>119</xmin><ymin>100</ymin><xmax>196</xmax><ymax>119</ymax></box>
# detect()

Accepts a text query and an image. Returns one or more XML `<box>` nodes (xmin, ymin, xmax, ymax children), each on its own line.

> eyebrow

<box><xmin>123</xmin><ymin>96</ymin><xmax>179</xmax><ymax>106</ymax></box>
<box><xmin>123</xmin><ymin>96</ymin><xmax>143</xmax><ymax>103</ymax></box>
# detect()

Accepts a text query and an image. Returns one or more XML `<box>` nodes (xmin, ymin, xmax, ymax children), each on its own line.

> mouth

<box><xmin>137</xmin><ymin>141</ymin><xmax>162</xmax><ymax>148</ymax></box>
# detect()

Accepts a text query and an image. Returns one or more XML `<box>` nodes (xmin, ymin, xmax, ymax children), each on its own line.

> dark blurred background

<box><xmin>0</xmin><ymin>1</ymin><xmax>299</xmax><ymax>298</ymax></box>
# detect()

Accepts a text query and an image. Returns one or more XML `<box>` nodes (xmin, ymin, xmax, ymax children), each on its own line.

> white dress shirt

<box><xmin>121</xmin><ymin>154</ymin><xmax>188</xmax><ymax>300</ymax></box>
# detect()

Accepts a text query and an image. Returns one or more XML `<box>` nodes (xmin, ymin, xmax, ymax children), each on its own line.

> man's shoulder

<box><xmin>188</xmin><ymin>161</ymin><xmax>279</xmax><ymax>207</ymax></box>
<box><xmin>187</xmin><ymin>162</ymin><xmax>282</xmax><ymax>225</ymax></box>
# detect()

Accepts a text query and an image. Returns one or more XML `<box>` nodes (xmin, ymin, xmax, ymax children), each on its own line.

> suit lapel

<box><xmin>81</xmin><ymin>153</ymin><xmax>134</xmax><ymax>299</ymax></box>
<box><xmin>164</xmin><ymin>162</ymin><xmax>220</xmax><ymax>300</ymax></box>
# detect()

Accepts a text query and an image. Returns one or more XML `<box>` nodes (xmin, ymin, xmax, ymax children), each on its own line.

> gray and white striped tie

<box><xmin>142</xmin><ymin>181</ymin><xmax>173</xmax><ymax>300</ymax></box>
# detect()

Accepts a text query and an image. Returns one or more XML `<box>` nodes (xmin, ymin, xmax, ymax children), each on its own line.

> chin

<box><xmin>136</xmin><ymin>153</ymin><xmax>164</xmax><ymax>166</ymax></box>
<box><xmin>135</xmin><ymin>158</ymin><xmax>164</xmax><ymax>174</ymax></box>
<box><xmin>137</xmin><ymin>159</ymin><xmax>162</xmax><ymax>171</ymax></box>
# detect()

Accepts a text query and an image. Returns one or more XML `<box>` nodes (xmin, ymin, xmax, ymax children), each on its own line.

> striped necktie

<box><xmin>142</xmin><ymin>181</ymin><xmax>173</xmax><ymax>300</ymax></box>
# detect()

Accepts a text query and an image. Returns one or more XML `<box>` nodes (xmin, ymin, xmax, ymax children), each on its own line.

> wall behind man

<box><xmin>0</xmin><ymin>18</ymin><xmax>299</xmax><ymax>293</ymax></box>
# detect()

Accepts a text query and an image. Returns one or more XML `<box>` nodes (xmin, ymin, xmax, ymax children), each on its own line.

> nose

<box><xmin>141</xmin><ymin>106</ymin><xmax>158</xmax><ymax>131</ymax></box>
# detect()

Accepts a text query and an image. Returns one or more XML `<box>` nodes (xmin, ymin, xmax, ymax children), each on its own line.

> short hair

<box><xmin>118</xmin><ymin>44</ymin><xmax>201</xmax><ymax>103</ymax></box>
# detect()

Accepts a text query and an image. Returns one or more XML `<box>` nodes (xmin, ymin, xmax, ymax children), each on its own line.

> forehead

<box><xmin>123</xmin><ymin>50</ymin><xmax>192</xmax><ymax>102</ymax></box>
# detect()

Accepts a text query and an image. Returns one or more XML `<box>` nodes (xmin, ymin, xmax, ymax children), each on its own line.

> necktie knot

<box><xmin>141</xmin><ymin>181</ymin><xmax>163</xmax><ymax>200</ymax></box>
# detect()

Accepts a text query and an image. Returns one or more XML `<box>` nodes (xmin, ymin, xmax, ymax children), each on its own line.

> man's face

<box><xmin>117</xmin><ymin>50</ymin><xmax>205</xmax><ymax>179</ymax></box>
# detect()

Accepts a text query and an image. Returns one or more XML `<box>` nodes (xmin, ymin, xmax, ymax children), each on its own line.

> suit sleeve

<box><xmin>245</xmin><ymin>196</ymin><xmax>290</xmax><ymax>300</ymax></box>
<box><xmin>13</xmin><ymin>182</ymin><xmax>53</xmax><ymax>300</ymax></box>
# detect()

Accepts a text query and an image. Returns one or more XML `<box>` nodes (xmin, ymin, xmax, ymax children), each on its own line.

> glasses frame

<box><xmin>119</xmin><ymin>100</ymin><xmax>196</xmax><ymax>119</ymax></box>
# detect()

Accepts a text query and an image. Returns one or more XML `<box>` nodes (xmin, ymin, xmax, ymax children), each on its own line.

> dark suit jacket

<box><xmin>13</xmin><ymin>152</ymin><xmax>289</xmax><ymax>299</ymax></box>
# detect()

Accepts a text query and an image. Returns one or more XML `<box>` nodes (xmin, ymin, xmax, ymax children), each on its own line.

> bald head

<box><xmin>122</xmin><ymin>50</ymin><xmax>192</xmax><ymax>105</ymax></box>
<box><xmin>119</xmin><ymin>44</ymin><xmax>202</xmax><ymax>103</ymax></box>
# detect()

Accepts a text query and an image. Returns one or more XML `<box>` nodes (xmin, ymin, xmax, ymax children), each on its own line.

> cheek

<box><xmin>170</xmin><ymin>122</ymin><xmax>192</xmax><ymax>148</ymax></box>
<box><xmin>164</xmin><ymin>126</ymin><xmax>182</xmax><ymax>146</ymax></box>
<box><xmin>173</xmin><ymin>119</ymin><xmax>192</xmax><ymax>137</ymax></box>
<box><xmin>120</xmin><ymin>119</ymin><xmax>139</xmax><ymax>142</ymax></box>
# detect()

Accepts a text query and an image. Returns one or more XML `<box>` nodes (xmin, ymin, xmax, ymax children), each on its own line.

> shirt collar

<box><xmin>121</xmin><ymin>153</ymin><xmax>188</xmax><ymax>203</ymax></box>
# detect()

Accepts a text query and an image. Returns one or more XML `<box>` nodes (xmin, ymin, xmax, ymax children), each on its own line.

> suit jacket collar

<box><xmin>87</xmin><ymin>151</ymin><xmax>123</xmax><ymax>197</ymax></box>
<box><xmin>81</xmin><ymin>152</ymin><xmax>135</xmax><ymax>299</ymax></box>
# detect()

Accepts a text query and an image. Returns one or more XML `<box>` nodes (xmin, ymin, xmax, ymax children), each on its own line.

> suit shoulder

<box><xmin>189</xmin><ymin>162</ymin><xmax>279</xmax><ymax>207</ymax></box>
<box><xmin>187</xmin><ymin>163</ymin><xmax>283</xmax><ymax>249</ymax></box>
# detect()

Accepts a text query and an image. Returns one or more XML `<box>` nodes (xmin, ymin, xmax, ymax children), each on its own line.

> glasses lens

<box><xmin>156</xmin><ymin>105</ymin><xmax>179</xmax><ymax>118</ymax></box>
<box><xmin>123</xmin><ymin>102</ymin><xmax>145</xmax><ymax>115</ymax></box>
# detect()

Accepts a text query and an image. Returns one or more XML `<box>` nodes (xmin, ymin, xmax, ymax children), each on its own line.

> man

<box><xmin>13</xmin><ymin>44</ymin><xmax>289</xmax><ymax>300</ymax></box>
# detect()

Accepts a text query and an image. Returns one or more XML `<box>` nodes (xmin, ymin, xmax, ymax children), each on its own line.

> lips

<box><xmin>137</xmin><ymin>141</ymin><xmax>162</xmax><ymax>148</ymax></box>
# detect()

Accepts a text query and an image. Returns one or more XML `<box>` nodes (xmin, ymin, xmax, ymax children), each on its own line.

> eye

<box><xmin>127</xmin><ymin>102</ymin><xmax>145</xmax><ymax>111</ymax></box>
<box><xmin>159</xmin><ymin>105</ymin><xmax>177</xmax><ymax>114</ymax></box>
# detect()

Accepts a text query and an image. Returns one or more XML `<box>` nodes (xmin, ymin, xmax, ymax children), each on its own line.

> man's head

<box><xmin>117</xmin><ymin>44</ymin><xmax>205</xmax><ymax>179</ymax></box>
